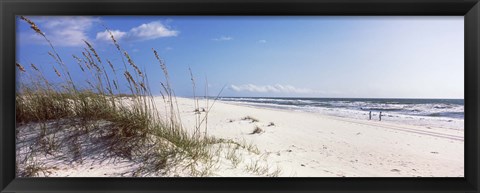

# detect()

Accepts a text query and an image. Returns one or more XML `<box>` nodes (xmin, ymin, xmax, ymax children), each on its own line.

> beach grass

<box><xmin>250</xmin><ymin>126</ymin><xmax>263</xmax><ymax>135</ymax></box>
<box><xmin>242</xmin><ymin>116</ymin><xmax>259</xmax><ymax>123</ymax></box>
<box><xmin>16</xmin><ymin>16</ymin><xmax>279</xmax><ymax>177</ymax></box>
<box><xmin>15</xmin><ymin>16</ymin><xmax>220</xmax><ymax>177</ymax></box>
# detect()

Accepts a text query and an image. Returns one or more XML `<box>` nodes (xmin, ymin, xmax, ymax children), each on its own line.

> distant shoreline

<box><xmin>173</xmin><ymin>95</ymin><xmax>465</xmax><ymax>101</ymax></box>
<box><xmin>217</xmin><ymin>96</ymin><xmax>465</xmax><ymax>100</ymax></box>
<box><xmin>172</xmin><ymin>97</ymin><xmax>464</xmax><ymax>177</ymax></box>
<box><xmin>215</xmin><ymin>97</ymin><xmax>464</xmax><ymax>131</ymax></box>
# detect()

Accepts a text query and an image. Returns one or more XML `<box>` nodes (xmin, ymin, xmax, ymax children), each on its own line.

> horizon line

<box><xmin>164</xmin><ymin>95</ymin><xmax>465</xmax><ymax>100</ymax></box>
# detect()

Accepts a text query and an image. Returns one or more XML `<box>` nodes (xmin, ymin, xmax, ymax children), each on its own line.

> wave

<box><xmin>219</xmin><ymin>97</ymin><xmax>464</xmax><ymax>119</ymax></box>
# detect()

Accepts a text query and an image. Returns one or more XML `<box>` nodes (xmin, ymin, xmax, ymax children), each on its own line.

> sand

<box><xmin>170</xmin><ymin>97</ymin><xmax>464</xmax><ymax>177</ymax></box>
<box><xmin>16</xmin><ymin>96</ymin><xmax>464</xmax><ymax>177</ymax></box>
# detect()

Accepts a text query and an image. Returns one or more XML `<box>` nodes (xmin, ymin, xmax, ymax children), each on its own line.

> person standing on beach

<box><xmin>379</xmin><ymin>112</ymin><xmax>382</xmax><ymax>121</ymax></box>
<box><xmin>369</xmin><ymin>111</ymin><xmax>372</xmax><ymax>120</ymax></box>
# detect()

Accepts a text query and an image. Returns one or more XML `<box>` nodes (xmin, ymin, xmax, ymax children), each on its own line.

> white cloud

<box><xmin>21</xmin><ymin>17</ymin><xmax>177</xmax><ymax>46</ymax></box>
<box><xmin>258</xmin><ymin>39</ymin><xmax>267</xmax><ymax>43</ymax></box>
<box><xmin>96</xmin><ymin>30</ymin><xmax>127</xmax><ymax>41</ymax></box>
<box><xmin>96</xmin><ymin>21</ymin><xmax>178</xmax><ymax>42</ymax></box>
<box><xmin>20</xmin><ymin>16</ymin><xmax>99</xmax><ymax>47</ymax></box>
<box><xmin>213</xmin><ymin>36</ymin><xmax>233</xmax><ymax>41</ymax></box>
<box><xmin>230</xmin><ymin>84</ymin><xmax>319</xmax><ymax>94</ymax></box>
<box><xmin>129</xmin><ymin>21</ymin><xmax>178</xmax><ymax>40</ymax></box>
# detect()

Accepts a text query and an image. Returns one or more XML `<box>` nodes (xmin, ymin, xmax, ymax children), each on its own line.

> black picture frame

<box><xmin>1</xmin><ymin>0</ymin><xmax>479</xmax><ymax>192</ymax></box>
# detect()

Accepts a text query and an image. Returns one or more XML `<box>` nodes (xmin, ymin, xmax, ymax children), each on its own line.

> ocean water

<box><xmin>219</xmin><ymin>97</ymin><xmax>464</xmax><ymax>130</ymax></box>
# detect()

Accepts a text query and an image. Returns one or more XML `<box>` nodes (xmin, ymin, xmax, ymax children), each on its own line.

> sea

<box><xmin>218</xmin><ymin>97</ymin><xmax>464</xmax><ymax>130</ymax></box>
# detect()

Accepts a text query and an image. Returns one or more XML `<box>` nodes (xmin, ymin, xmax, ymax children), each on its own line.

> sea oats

<box><xmin>84</xmin><ymin>49</ymin><xmax>101</xmax><ymax>72</ymax></box>
<box><xmin>79</xmin><ymin>64</ymin><xmax>85</xmax><ymax>72</ymax></box>
<box><xmin>17</xmin><ymin>18</ymin><xmax>225</xmax><ymax>178</ymax></box>
<box><xmin>83</xmin><ymin>40</ymin><xmax>102</xmax><ymax>63</ymax></box>
<box><xmin>160</xmin><ymin>82</ymin><xmax>169</xmax><ymax>94</ymax></box>
<box><xmin>124</xmin><ymin>51</ymin><xmax>143</xmax><ymax>77</ymax></box>
<box><xmin>48</xmin><ymin>52</ymin><xmax>61</xmax><ymax>65</ymax></box>
<box><xmin>140</xmin><ymin>83</ymin><xmax>147</xmax><ymax>92</ymax></box>
<box><xmin>124</xmin><ymin>71</ymin><xmax>136</xmax><ymax>85</ymax></box>
<box><xmin>73</xmin><ymin>55</ymin><xmax>86</xmax><ymax>72</ymax></box>
<box><xmin>16</xmin><ymin>62</ymin><xmax>26</xmax><ymax>72</ymax></box>
<box><xmin>107</xmin><ymin>60</ymin><xmax>115</xmax><ymax>72</ymax></box>
<box><xmin>107</xmin><ymin>29</ymin><xmax>121</xmax><ymax>51</ymax></box>
<box><xmin>153</xmin><ymin>49</ymin><xmax>169</xmax><ymax>78</ymax></box>
<box><xmin>113</xmin><ymin>80</ymin><xmax>118</xmax><ymax>90</ymax></box>
<box><xmin>81</xmin><ymin>52</ymin><xmax>92</xmax><ymax>70</ymax></box>
<box><xmin>72</xmin><ymin>55</ymin><xmax>82</xmax><ymax>62</ymax></box>
<box><xmin>20</xmin><ymin>16</ymin><xmax>45</xmax><ymax>37</ymax></box>
<box><xmin>107</xmin><ymin>87</ymin><xmax>113</xmax><ymax>95</ymax></box>
<box><xmin>86</xmin><ymin>80</ymin><xmax>94</xmax><ymax>88</ymax></box>
<box><xmin>53</xmin><ymin>67</ymin><xmax>61</xmax><ymax>77</ymax></box>
<box><xmin>30</xmin><ymin>63</ymin><xmax>39</xmax><ymax>72</ymax></box>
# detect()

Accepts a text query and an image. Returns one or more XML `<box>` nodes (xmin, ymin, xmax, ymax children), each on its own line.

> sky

<box><xmin>16</xmin><ymin>16</ymin><xmax>464</xmax><ymax>99</ymax></box>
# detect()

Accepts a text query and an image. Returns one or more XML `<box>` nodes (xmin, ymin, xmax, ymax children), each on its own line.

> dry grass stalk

<box><xmin>16</xmin><ymin>16</ymin><xmax>263</xmax><ymax>177</ymax></box>
<box><xmin>20</xmin><ymin>16</ymin><xmax>45</xmax><ymax>37</ymax></box>
<box><xmin>16</xmin><ymin>62</ymin><xmax>26</xmax><ymax>72</ymax></box>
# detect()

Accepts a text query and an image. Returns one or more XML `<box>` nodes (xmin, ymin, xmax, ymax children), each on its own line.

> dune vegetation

<box><xmin>16</xmin><ymin>16</ymin><xmax>279</xmax><ymax>177</ymax></box>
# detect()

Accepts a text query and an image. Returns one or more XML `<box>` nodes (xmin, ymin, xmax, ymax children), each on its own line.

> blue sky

<box><xmin>16</xmin><ymin>16</ymin><xmax>464</xmax><ymax>99</ymax></box>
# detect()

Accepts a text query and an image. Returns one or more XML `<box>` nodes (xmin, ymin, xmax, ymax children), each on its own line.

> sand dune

<box><xmin>16</xmin><ymin>96</ymin><xmax>464</xmax><ymax>177</ymax></box>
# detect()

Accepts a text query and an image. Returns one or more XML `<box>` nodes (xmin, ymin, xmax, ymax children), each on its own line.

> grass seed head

<box><xmin>53</xmin><ymin>67</ymin><xmax>61</xmax><ymax>77</ymax></box>
<box><xmin>83</xmin><ymin>40</ymin><xmax>102</xmax><ymax>63</ymax></box>
<box><xmin>20</xmin><ymin>16</ymin><xmax>45</xmax><ymax>36</ymax></box>
<box><xmin>30</xmin><ymin>63</ymin><xmax>39</xmax><ymax>72</ymax></box>
<box><xmin>16</xmin><ymin>62</ymin><xmax>26</xmax><ymax>72</ymax></box>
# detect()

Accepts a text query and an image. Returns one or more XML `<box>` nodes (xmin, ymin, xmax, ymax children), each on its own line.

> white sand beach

<box><xmin>15</xmin><ymin>16</ymin><xmax>464</xmax><ymax>178</ymax></box>
<box><xmin>170</xmin><ymin>97</ymin><xmax>464</xmax><ymax>177</ymax></box>
<box><xmin>16</xmin><ymin>96</ymin><xmax>464</xmax><ymax>177</ymax></box>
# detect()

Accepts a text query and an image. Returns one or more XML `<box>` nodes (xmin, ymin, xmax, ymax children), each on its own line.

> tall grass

<box><xmin>16</xmin><ymin>16</ymin><xmax>216</xmax><ymax>176</ymax></box>
<box><xmin>16</xmin><ymin>16</ymin><xmax>280</xmax><ymax>177</ymax></box>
